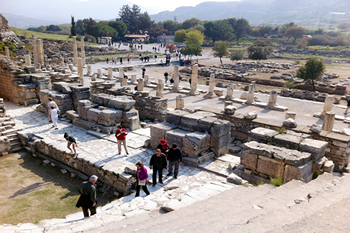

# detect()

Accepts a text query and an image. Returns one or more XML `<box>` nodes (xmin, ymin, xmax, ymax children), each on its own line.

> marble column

<box><xmin>267</xmin><ymin>90</ymin><xmax>278</xmax><ymax>107</ymax></box>
<box><xmin>4</xmin><ymin>46</ymin><xmax>9</xmax><ymax>58</ymax></box>
<box><xmin>172</xmin><ymin>66</ymin><xmax>180</xmax><ymax>92</ymax></box>
<box><xmin>189</xmin><ymin>64</ymin><xmax>199</xmax><ymax>95</ymax></box>
<box><xmin>322</xmin><ymin>111</ymin><xmax>335</xmax><ymax>131</ymax></box>
<box><xmin>119</xmin><ymin>69</ymin><xmax>124</xmax><ymax>80</ymax></box>
<box><xmin>323</xmin><ymin>95</ymin><xmax>334</xmax><ymax>114</ymax></box>
<box><xmin>77</xmin><ymin>58</ymin><xmax>84</xmax><ymax>85</ymax></box>
<box><xmin>32</xmin><ymin>38</ymin><xmax>39</xmax><ymax>69</ymax></box>
<box><xmin>69</xmin><ymin>64</ymin><xmax>74</xmax><ymax>71</ymax></box>
<box><xmin>24</xmin><ymin>55</ymin><xmax>31</xmax><ymax>66</ymax></box>
<box><xmin>87</xmin><ymin>65</ymin><xmax>92</xmax><ymax>76</ymax></box>
<box><xmin>60</xmin><ymin>56</ymin><xmax>65</xmax><ymax>68</ymax></box>
<box><xmin>176</xmin><ymin>95</ymin><xmax>184</xmax><ymax>109</ymax></box>
<box><xmin>97</xmin><ymin>68</ymin><xmax>102</xmax><ymax>78</ymax></box>
<box><xmin>204</xmin><ymin>73</ymin><xmax>217</xmax><ymax>98</ymax></box>
<box><xmin>108</xmin><ymin>67</ymin><xmax>113</xmax><ymax>79</ymax></box>
<box><xmin>80</xmin><ymin>36</ymin><xmax>86</xmax><ymax>66</ymax></box>
<box><xmin>285</xmin><ymin>112</ymin><xmax>296</xmax><ymax>120</ymax></box>
<box><xmin>144</xmin><ymin>75</ymin><xmax>149</xmax><ymax>84</ymax></box>
<box><xmin>138</xmin><ymin>78</ymin><xmax>144</xmax><ymax>91</ymax></box>
<box><xmin>72</xmin><ymin>36</ymin><xmax>78</xmax><ymax>65</ymax></box>
<box><xmin>131</xmin><ymin>74</ymin><xmax>137</xmax><ymax>84</ymax></box>
<box><xmin>39</xmin><ymin>39</ymin><xmax>44</xmax><ymax>66</ymax></box>
<box><xmin>225</xmin><ymin>83</ymin><xmax>235</xmax><ymax>100</ymax></box>
<box><xmin>156</xmin><ymin>79</ymin><xmax>164</xmax><ymax>98</ymax></box>
<box><xmin>246</xmin><ymin>81</ymin><xmax>255</xmax><ymax>104</ymax></box>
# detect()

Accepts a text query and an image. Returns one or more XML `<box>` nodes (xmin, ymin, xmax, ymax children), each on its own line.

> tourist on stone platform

<box><xmin>157</xmin><ymin>139</ymin><xmax>170</xmax><ymax>156</ymax></box>
<box><xmin>164</xmin><ymin>71</ymin><xmax>169</xmax><ymax>84</ymax></box>
<box><xmin>50</xmin><ymin>105</ymin><xmax>59</xmax><ymax>130</ymax></box>
<box><xmin>150</xmin><ymin>149</ymin><xmax>167</xmax><ymax>186</ymax></box>
<box><xmin>135</xmin><ymin>161</ymin><xmax>150</xmax><ymax>197</ymax></box>
<box><xmin>167</xmin><ymin>144</ymin><xmax>183</xmax><ymax>179</ymax></box>
<box><xmin>76</xmin><ymin>175</ymin><xmax>98</xmax><ymax>217</ymax></box>
<box><xmin>127</xmin><ymin>55</ymin><xmax>130</xmax><ymax>63</ymax></box>
<box><xmin>120</xmin><ymin>57</ymin><xmax>123</xmax><ymax>64</ymax></box>
<box><xmin>115</xmin><ymin>125</ymin><xmax>129</xmax><ymax>155</ymax></box>
<box><xmin>345</xmin><ymin>98</ymin><xmax>350</xmax><ymax>114</ymax></box>
<box><xmin>106</xmin><ymin>57</ymin><xmax>109</xmax><ymax>64</ymax></box>
<box><xmin>142</xmin><ymin>67</ymin><xmax>146</xmax><ymax>78</ymax></box>
<box><xmin>64</xmin><ymin>132</ymin><xmax>78</xmax><ymax>159</ymax></box>
<box><xmin>47</xmin><ymin>97</ymin><xmax>59</xmax><ymax>122</ymax></box>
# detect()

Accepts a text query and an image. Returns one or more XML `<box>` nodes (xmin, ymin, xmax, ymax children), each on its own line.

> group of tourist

<box><xmin>106</xmin><ymin>56</ymin><xmax>131</xmax><ymax>65</ymax></box>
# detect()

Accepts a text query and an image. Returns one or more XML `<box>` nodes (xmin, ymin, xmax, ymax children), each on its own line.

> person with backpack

<box><xmin>115</xmin><ymin>125</ymin><xmax>129</xmax><ymax>155</ymax></box>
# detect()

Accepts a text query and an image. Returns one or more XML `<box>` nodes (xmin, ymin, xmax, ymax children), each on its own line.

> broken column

<box><xmin>4</xmin><ymin>46</ymin><xmax>9</xmax><ymax>58</ymax></box>
<box><xmin>131</xmin><ymin>75</ymin><xmax>137</xmax><ymax>84</ymax></box>
<box><xmin>246</xmin><ymin>81</ymin><xmax>255</xmax><ymax>104</ymax></box>
<box><xmin>204</xmin><ymin>73</ymin><xmax>217</xmax><ymax>99</ymax></box>
<box><xmin>138</xmin><ymin>79</ymin><xmax>144</xmax><ymax>91</ymax></box>
<box><xmin>156</xmin><ymin>79</ymin><xmax>164</xmax><ymax>98</ymax></box>
<box><xmin>38</xmin><ymin>39</ymin><xmax>44</xmax><ymax>66</ymax></box>
<box><xmin>267</xmin><ymin>90</ymin><xmax>278</xmax><ymax>108</ymax></box>
<box><xmin>285</xmin><ymin>112</ymin><xmax>296</xmax><ymax>120</ymax></box>
<box><xmin>80</xmin><ymin>36</ymin><xmax>86</xmax><ymax>66</ymax></box>
<box><xmin>322</xmin><ymin>95</ymin><xmax>334</xmax><ymax>118</ymax></box>
<box><xmin>108</xmin><ymin>67</ymin><xmax>113</xmax><ymax>79</ymax></box>
<box><xmin>176</xmin><ymin>95</ymin><xmax>184</xmax><ymax>109</ymax></box>
<box><xmin>322</xmin><ymin>111</ymin><xmax>335</xmax><ymax>131</ymax></box>
<box><xmin>24</xmin><ymin>55</ymin><xmax>31</xmax><ymax>66</ymax></box>
<box><xmin>119</xmin><ymin>68</ymin><xmax>124</xmax><ymax>81</ymax></box>
<box><xmin>32</xmin><ymin>37</ymin><xmax>39</xmax><ymax>69</ymax></box>
<box><xmin>86</xmin><ymin>65</ymin><xmax>92</xmax><ymax>76</ymax></box>
<box><xmin>225</xmin><ymin>83</ymin><xmax>235</xmax><ymax>100</ymax></box>
<box><xmin>172</xmin><ymin>66</ymin><xmax>180</xmax><ymax>92</ymax></box>
<box><xmin>72</xmin><ymin>36</ymin><xmax>78</xmax><ymax>65</ymax></box>
<box><xmin>144</xmin><ymin>75</ymin><xmax>149</xmax><ymax>84</ymax></box>
<box><xmin>120</xmin><ymin>69</ymin><xmax>127</xmax><ymax>87</ymax></box>
<box><xmin>97</xmin><ymin>69</ymin><xmax>102</xmax><ymax>78</ymax></box>
<box><xmin>77</xmin><ymin>58</ymin><xmax>84</xmax><ymax>86</ymax></box>
<box><xmin>189</xmin><ymin>64</ymin><xmax>199</xmax><ymax>95</ymax></box>
<box><xmin>60</xmin><ymin>56</ymin><xmax>64</xmax><ymax>68</ymax></box>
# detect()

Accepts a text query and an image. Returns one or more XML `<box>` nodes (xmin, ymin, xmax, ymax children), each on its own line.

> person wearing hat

<box><xmin>150</xmin><ymin>149</ymin><xmax>167</xmax><ymax>186</ymax></box>
<box><xmin>76</xmin><ymin>175</ymin><xmax>98</xmax><ymax>217</ymax></box>
<box><xmin>167</xmin><ymin>143</ymin><xmax>183</xmax><ymax>179</ymax></box>
<box><xmin>157</xmin><ymin>139</ymin><xmax>170</xmax><ymax>157</ymax></box>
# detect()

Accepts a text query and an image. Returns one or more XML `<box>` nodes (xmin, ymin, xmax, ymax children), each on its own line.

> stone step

<box><xmin>9</xmin><ymin>146</ymin><xmax>23</xmax><ymax>153</ymax></box>
<box><xmin>6</xmin><ymin>133</ymin><xmax>18</xmax><ymax>139</ymax></box>
<box><xmin>24</xmin><ymin>146</ymin><xmax>31</xmax><ymax>152</ymax></box>
<box><xmin>9</xmin><ymin>137</ymin><xmax>20</xmax><ymax>144</ymax></box>
<box><xmin>10</xmin><ymin>141</ymin><xmax>22</xmax><ymax>148</ymax></box>
<box><xmin>0</xmin><ymin>129</ymin><xmax>16</xmax><ymax>136</ymax></box>
<box><xmin>182</xmin><ymin>152</ymin><xmax>215</xmax><ymax>167</ymax></box>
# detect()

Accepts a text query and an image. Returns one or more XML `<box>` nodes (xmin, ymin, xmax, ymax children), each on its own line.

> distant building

<box><xmin>124</xmin><ymin>34</ymin><xmax>149</xmax><ymax>43</ymax></box>
<box><xmin>98</xmin><ymin>37</ymin><xmax>112</xmax><ymax>45</ymax></box>
<box><xmin>157</xmin><ymin>35</ymin><xmax>174</xmax><ymax>44</ymax></box>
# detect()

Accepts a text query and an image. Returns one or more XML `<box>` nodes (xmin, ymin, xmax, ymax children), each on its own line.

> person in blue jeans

<box><xmin>167</xmin><ymin>144</ymin><xmax>182</xmax><ymax>179</ymax></box>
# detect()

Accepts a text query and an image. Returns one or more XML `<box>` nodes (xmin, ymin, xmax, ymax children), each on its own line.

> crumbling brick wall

<box><xmin>0</xmin><ymin>58</ymin><xmax>17</xmax><ymax>102</ymax></box>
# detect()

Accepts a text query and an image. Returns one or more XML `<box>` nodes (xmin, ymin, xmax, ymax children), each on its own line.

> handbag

<box><xmin>138</xmin><ymin>180</ymin><xmax>146</xmax><ymax>186</ymax></box>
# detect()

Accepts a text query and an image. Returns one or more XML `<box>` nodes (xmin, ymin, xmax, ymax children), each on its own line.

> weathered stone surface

<box><xmin>241</xmin><ymin>151</ymin><xmax>258</xmax><ymax>170</ymax></box>
<box><xmin>87</xmin><ymin>108</ymin><xmax>102</xmax><ymax>122</ymax></box>
<box><xmin>244</xmin><ymin>111</ymin><xmax>257</xmax><ymax>120</ymax></box>
<box><xmin>274</xmin><ymin>133</ymin><xmax>302</xmax><ymax>149</ymax></box>
<box><xmin>224</xmin><ymin>105</ymin><xmax>237</xmax><ymax>115</ymax></box>
<box><xmin>210</xmin><ymin>119</ymin><xmax>231</xmax><ymax>137</ymax></box>
<box><xmin>179</xmin><ymin>111</ymin><xmax>216</xmax><ymax>131</ymax></box>
<box><xmin>310</xmin><ymin>124</ymin><xmax>321</xmax><ymax>134</ymax></box>
<box><xmin>299</xmin><ymin>138</ymin><xmax>328</xmax><ymax>161</ymax></box>
<box><xmin>211</xmin><ymin>134</ymin><xmax>231</xmax><ymax>150</ymax></box>
<box><xmin>197</xmin><ymin>117</ymin><xmax>217</xmax><ymax>133</ymax></box>
<box><xmin>150</xmin><ymin>122</ymin><xmax>177</xmax><ymax>139</ymax></box>
<box><xmin>98</xmin><ymin>108</ymin><xmax>123</xmax><ymax>126</ymax></box>
<box><xmin>249</xmin><ymin>127</ymin><xmax>278</xmax><ymax>142</ymax></box>
<box><xmin>165</xmin><ymin>129</ymin><xmax>188</xmax><ymax>149</ymax></box>
<box><xmin>182</xmin><ymin>132</ymin><xmax>211</xmax><ymax>157</ymax></box>
<box><xmin>227</xmin><ymin>173</ymin><xmax>243</xmax><ymax>185</ymax></box>
<box><xmin>257</xmin><ymin>155</ymin><xmax>284</xmax><ymax>178</ymax></box>
<box><xmin>165</xmin><ymin>110</ymin><xmax>188</xmax><ymax>125</ymax></box>
<box><xmin>323</xmin><ymin>160</ymin><xmax>335</xmax><ymax>173</ymax></box>
<box><xmin>283</xmin><ymin>118</ymin><xmax>297</xmax><ymax>128</ymax></box>
<box><xmin>66</xmin><ymin>110</ymin><xmax>79</xmax><ymax>121</ymax></box>
<box><xmin>313</xmin><ymin>157</ymin><xmax>327</xmax><ymax>174</ymax></box>
<box><xmin>283</xmin><ymin>161</ymin><xmax>313</xmax><ymax>183</ymax></box>
<box><xmin>108</xmin><ymin>96</ymin><xmax>135</xmax><ymax>111</ymax></box>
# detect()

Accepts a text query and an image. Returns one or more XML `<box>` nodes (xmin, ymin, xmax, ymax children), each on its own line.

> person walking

<box><xmin>150</xmin><ymin>149</ymin><xmax>167</xmax><ymax>186</ymax></box>
<box><xmin>127</xmin><ymin>55</ymin><xmax>130</xmax><ymax>63</ymax></box>
<box><xmin>142</xmin><ymin>67</ymin><xmax>146</xmax><ymax>78</ymax></box>
<box><xmin>47</xmin><ymin>97</ymin><xmax>59</xmax><ymax>122</ymax></box>
<box><xmin>345</xmin><ymin>98</ymin><xmax>350</xmax><ymax>115</ymax></box>
<box><xmin>64</xmin><ymin>132</ymin><xmax>78</xmax><ymax>159</ymax></box>
<box><xmin>167</xmin><ymin>144</ymin><xmax>183</xmax><ymax>179</ymax></box>
<box><xmin>76</xmin><ymin>175</ymin><xmax>98</xmax><ymax>217</ymax></box>
<box><xmin>115</xmin><ymin>125</ymin><xmax>129</xmax><ymax>155</ymax></box>
<box><xmin>120</xmin><ymin>57</ymin><xmax>123</xmax><ymax>65</ymax></box>
<box><xmin>50</xmin><ymin>106</ymin><xmax>59</xmax><ymax>130</ymax></box>
<box><xmin>135</xmin><ymin>161</ymin><xmax>150</xmax><ymax>197</ymax></box>
<box><xmin>164</xmin><ymin>71</ymin><xmax>169</xmax><ymax>84</ymax></box>
<box><xmin>157</xmin><ymin>139</ymin><xmax>170</xmax><ymax>157</ymax></box>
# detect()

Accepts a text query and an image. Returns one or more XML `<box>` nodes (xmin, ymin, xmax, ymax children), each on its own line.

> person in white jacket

<box><xmin>50</xmin><ymin>106</ymin><xmax>60</xmax><ymax>130</ymax></box>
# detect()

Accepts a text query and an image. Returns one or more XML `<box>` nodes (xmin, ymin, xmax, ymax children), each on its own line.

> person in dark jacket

<box><xmin>76</xmin><ymin>175</ymin><xmax>98</xmax><ymax>217</ymax></box>
<box><xmin>150</xmin><ymin>149</ymin><xmax>167</xmax><ymax>186</ymax></box>
<box><xmin>156</xmin><ymin>139</ymin><xmax>170</xmax><ymax>156</ymax></box>
<box><xmin>167</xmin><ymin>144</ymin><xmax>183</xmax><ymax>179</ymax></box>
<box><xmin>64</xmin><ymin>132</ymin><xmax>78</xmax><ymax>159</ymax></box>
<box><xmin>135</xmin><ymin>161</ymin><xmax>150</xmax><ymax>197</ymax></box>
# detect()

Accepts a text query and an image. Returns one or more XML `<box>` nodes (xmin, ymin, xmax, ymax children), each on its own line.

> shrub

<box><xmin>285</xmin><ymin>80</ymin><xmax>295</xmax><ymax>89</ymax></box>
<box><xmin>270</xmin><ymin>177</ymin><xmax>283</xmax><ymax>186</ymax></box>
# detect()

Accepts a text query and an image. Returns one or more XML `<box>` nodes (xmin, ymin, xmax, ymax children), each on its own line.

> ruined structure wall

<box><xmin>0</xmin><ymin>60</ymin><xmax>17</xmax><ymax>102</ymax></box>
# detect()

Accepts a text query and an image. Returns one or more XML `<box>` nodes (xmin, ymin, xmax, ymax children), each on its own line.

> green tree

<box><xmin>204</xmin><ymin>20</ymin><xmax>234</xmax><ymax>43</ymax></box>
<box><xmin>174</xmin><ymin>29</ymin><xmax>187</xmax><ymax>43</ymax></box>
<box><xmin>297</xmin><ymin>57</ymin><xmax>325</xmax><ymax>90</ymax></box>
<box><xmin>233</xmin><ymin>18</ymin><xmax>251</xmax><ymax>44</ymax></box>
<box><xmin>46</xmin><ymin>24</ymin><xmax>61</xmax><ymax>32</ymax></box>
<box><xmin>108</xmin><ymin>21</ymin><xmax>128</xmax><ymax>38</ymax></box>
<box><xmin>247</xmin><ymin>45</ymin><xmax>272</xmax><ymax>60</ymax></box>
<box><xmin>259</xmin><ymin>26</ymin><xmax>273</xmax><ymax>37</ymax></box>
<box><xmin>212</xmin><ymin>41</ymin><xmax>229</xmax><ymax>64</ymax></box>
<box><xmin>118</xmin><ymin>4</ymin><xmax>152</xmax><ymax>34</ymax></box>
<box><xmin>76</xmin><ymin>20</ymin><xmax>85</xmax><ymax>35</ymax></box>
<box><xmin>184</xmin><ymin>30</ymin><xmax>204</xmax><ymax>46</ymax></box>
<box><xmin>85</xmin><ymin>18</ymin><xmax>97</xmax><ymax>36</ymax></box>
<box><xmin>285</xmin><ymin>26</ymin><xmax>306</xmax><ymax>42</ymax></box>
<box><xmin>91</xmin><ymin>22</ymin><xmax>118</xmax><ymax>39</ymax></box>
<box><xmin>230</xmin><ymin>49</ymin><xmax>244</xmax><ymax>61</ymax></box>
<box><xmin>163</xmin><ymin>20</ymin><xmax>181</xmax><ymax>35</ymax></box>
<box><xmin>27</xmin><ymin>26</ymin><xmax>46</xmax><ymax>32</ymax></box>
<box><xmin>182</xmin><ymin>18</ymin><xmax>201</xmax><ymax>29</ymax></box>
<box><xmin>147</xmin><ymin>24</ymin><xmax>168</xmax><ymax>40</ymax></box>
<box><xmin>71</xmin><ymin>16</ymin><xmax>77</xmax><ymax>36</ymax></box>
<box><xmin>181</xmin><ymin>44</ymin><xmax>202</xmax><ymax>57</ymax></box>
<box><xmin>337</xmin><ymin>22</ymin><xmax>350</xmax><ymax>31</ymax></box>
<box><xmin>279</xmin><ymin>22</ymin><xmax>296</xmax><ymax>34</ymax></box>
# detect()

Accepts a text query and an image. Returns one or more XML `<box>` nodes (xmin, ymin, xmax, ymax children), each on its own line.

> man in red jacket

<box><xmin>115</xmin><ymin>125</ymin><xmax>129</xmax><ymax>155</ymax></box>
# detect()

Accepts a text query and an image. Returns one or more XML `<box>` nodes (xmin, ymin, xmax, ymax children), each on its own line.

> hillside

<box><xmin>151</xmin><ymin>0</ymin><xmax>350</xmax><ymax>26</ymax></box>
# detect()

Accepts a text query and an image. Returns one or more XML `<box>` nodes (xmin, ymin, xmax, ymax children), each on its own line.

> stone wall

<box><xmin>91</xmin><ymin>86</ymin><xmax>168</xmax><ymax>122</ymax></box>
<box><xmin>17</xmin><ymin>132</ymin><xmax>136</xmax><ymax>194</ymax></box>
<box><xmin>199</xmin><ymin>107</ymin><xmax>350</xmax><ymax>171</ymax></box>
<box><xmin>0</xmin><ymin>57</ymin><xmax>18</xmax><ymax>102</ymax></box>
